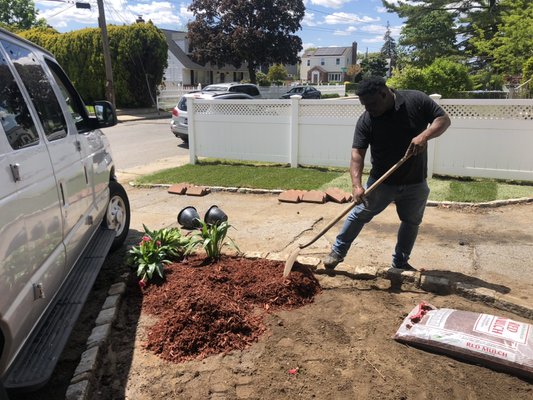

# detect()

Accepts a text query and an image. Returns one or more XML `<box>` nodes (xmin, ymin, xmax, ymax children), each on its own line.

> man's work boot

<box><xmin>323</xmin><ymin>251</ymin><xmax>344</xmax><ymax>270</ymax></box>
<box><xmin>391</xmin><ymin>260</ymin><xmax>417</xmax><ymax>271</ymax></box>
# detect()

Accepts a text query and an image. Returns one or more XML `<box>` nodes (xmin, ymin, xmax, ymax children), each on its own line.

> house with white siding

<box><xmin>300</xmin><ymin>42</ymin><xmax>358</xmax><ymax>84</ymax></box>
<box><xmin>161</xmin><ymin>29</ymin><xmax>250</xmax><ymax>88</ymax></box>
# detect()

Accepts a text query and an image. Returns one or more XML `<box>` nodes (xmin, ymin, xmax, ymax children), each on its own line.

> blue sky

<box><xmin>35</xmin><ymin>0</ymin><xmax>404</xmax><ymax>53</ymax></box>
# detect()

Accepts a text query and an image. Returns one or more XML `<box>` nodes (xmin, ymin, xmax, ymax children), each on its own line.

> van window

<box><xmin>0</xmin><ymin>53</ymin><xmax>39</xmax><ymax>149</ymax></box>
<box><xmin>45</xmin><ymin>59</ymin><xmax>91</xmax><ymax>132</ymax></box>
<box><xmin>1</xmin><ymin>40</ymin><xmax>67</xmax><ymax>142</ymax></box>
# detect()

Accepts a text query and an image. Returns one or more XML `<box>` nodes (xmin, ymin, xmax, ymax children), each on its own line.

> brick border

<box><xmin>65</xmin><ymin>283</ymin><xmax>126</xmax><ymax>400</ymax></box>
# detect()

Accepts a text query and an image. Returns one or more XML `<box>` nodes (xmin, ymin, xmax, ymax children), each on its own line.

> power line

<box><xmin>47</xmin><ymin>4</ymin><xmax>75</xmax><ymax>18</ymax></box>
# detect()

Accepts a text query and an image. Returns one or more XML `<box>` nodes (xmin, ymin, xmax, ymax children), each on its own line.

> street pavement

<box><xmin>115</xmin><ymin>110</ymin><xmax>533</xmax><ymax>314</ymax></box>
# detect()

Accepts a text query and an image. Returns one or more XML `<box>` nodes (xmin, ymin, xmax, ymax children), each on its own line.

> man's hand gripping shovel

<box><xmin>282</xmin><ymin>150</ymin><xmax>413</xmax><ymax>277</ymax></box>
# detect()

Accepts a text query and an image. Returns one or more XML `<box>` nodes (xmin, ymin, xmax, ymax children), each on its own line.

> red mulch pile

<box><xmin>140</xmin><ymin>255</ymin><xmax>321</xmax><ymax>363</ymax></box>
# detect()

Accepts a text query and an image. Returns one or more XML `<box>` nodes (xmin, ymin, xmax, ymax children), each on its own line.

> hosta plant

<box><xmin>142</xmin><ymin>224</ymin><xmax>190</xmax><ymax>260</ymax></box>
<box><xmin>186</xmin><ymin>220</ymin><xmax>240</xmax><ymax>261</ymax></box>
<box><xmin>128</xmin><ymin>225</ymin><xmax>192</xmax><ymax>287</ymax></box>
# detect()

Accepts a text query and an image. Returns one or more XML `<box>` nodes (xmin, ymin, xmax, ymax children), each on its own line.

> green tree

<box><xmin>388</xmin><ymin>58</ymin><xmax>473</xmax><ymax>97</ymax></box>
<box><xmin>267</xmin><ymin>64</ymin><xmax>288</xmax><ymax>85</ymax></box>
<box><xmin>399</xmin><ymin>9</ymin><xmax>457</xmax><ymax>67</ymax></box>
<box><xmin>424</xmin><ymin>58</ymin><xmax>473</xmax><ymax>96</ymax></box>
<box><xmin>382</xmin><ymin>1</ymin><xmax>506</xmax><ymax>70</ymax></box>
<box><xmin>0</xmin><ymin>0</ymin><xmax>46</xmax><ymax>31</ymax></box>
<box><xmin>187</xmin><ymin>0</ymin><xmax>304</xmax><ymax>84</ymax></box>
<box><xmin>346</xmin><ymin>64</ymin><xmax>362</xmax><ymax>83</ymax></box>
<box><xmin>360</xmin><ymin>54</ymin><xmax>388</xmax><ymax>78</ymax></box>
<box><xmin>387</xmin><ymin>65</ymin><xmax>429</xmax><ymax>92</ymax></box>
<box><xmin>470</xmin><ymin>0</ymin><xmax>533</xmax><ymax>76</ymax></box>
<box><xmin>255</xmin><ymin>71</ymin><xmax>271</xmax><ymax>86</ymax></box>
<box><xmin>380</xmin><ymin>21</ymin><xmax>397</xmax><ymax>75</ymax></box>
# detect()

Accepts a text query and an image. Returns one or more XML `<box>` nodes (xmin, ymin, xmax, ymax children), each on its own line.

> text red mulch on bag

<box><xmin>394</xmin><ymin>302</ymin><xmax>533</xmax><ymax>379</ymax></box>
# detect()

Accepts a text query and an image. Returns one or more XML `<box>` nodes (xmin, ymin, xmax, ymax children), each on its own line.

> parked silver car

<box><xmin>202</xmin><ymin>82</ymin><xmax>262</xmax><ymax>98</ymax></box>
<box><xmin>0</xmin><ymin>28</ymin><xmax>130</xmax><ymax>393</ymax></box>
<box><xmin>170</xmin><ymin>92</ymin><xmax>254</xmax><ymax>142</ymax></box>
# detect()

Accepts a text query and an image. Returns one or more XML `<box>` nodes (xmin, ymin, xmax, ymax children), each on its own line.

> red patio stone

<box><xmin>326</xmin><ymin>187</ymin><xmax>352</xmax><ymax>203</ymax></box>
<box><xmin>302</xmin><ymin>190</ymin><xmax>327</xmax><ymax>204</ymax></box>
<box><xmin>278</xmin><ymin>190</ymin><xmax>305</xmax><ymax>203</ymax></box>
<box><xmin>168</xmin><ymin>183</ymin><xmax>189</xmax><ymax>195</ymax></box>
<box><xmin>186</xmin><ymin>186</ymin><xmax>210</xmax><ymax>196</ymax></box>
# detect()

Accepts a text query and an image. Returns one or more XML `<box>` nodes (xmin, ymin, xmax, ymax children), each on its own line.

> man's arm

<box><xmin>408</xmin><ymin>114</ymin><xmax>451</xmax><ymax>156</ymax></box>
<box><xmin>350</xmin><ymin>148</ymin><xmax>366</xmax><ymax>203</ymax></box>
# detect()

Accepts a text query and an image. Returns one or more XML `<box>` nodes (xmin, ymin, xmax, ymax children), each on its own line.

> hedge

<box><xmin>20</xmin><ymin>23</ymin><xmax>168</xmax><ymax>108</ymax></box>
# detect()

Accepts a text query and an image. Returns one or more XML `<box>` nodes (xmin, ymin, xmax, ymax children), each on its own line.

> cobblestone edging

<box><xmin>65</xmin><ymin>283</ymin><xmax>126</xmax><ymax>400</ymax></box>
<box><xmin>64</xmin><ymin>251</ymin><xmax>532</xmax><ymax>400</ymax></box>
<box><xmin>130</xmin><ymin>182</ymin><xmax>533</xmax><ymax>208</ymax></box>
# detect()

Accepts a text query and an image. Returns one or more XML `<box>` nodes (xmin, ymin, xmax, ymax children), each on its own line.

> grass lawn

<box><xmin>135</xmin><ymin>159</ymin><xmax>533</xmax><ymax>203</ymax></box>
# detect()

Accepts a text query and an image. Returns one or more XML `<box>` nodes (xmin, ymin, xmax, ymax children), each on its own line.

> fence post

<box><xmin>289</xmin><ymin>95</ymin><xmax>302</xmax><ymax>167</ymax></box>
<box><xmin>428</xmin><ymin>93</ymin><xmax>442</xmax><ymax>179</ymax></box>
<box><xmin>187</xmin><ymin>96</ymin><xmax>197</xmax><ymax>165</ymax></box>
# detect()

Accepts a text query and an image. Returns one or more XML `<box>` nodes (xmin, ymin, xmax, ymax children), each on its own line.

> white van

<box><xmin>0</xmin><ymin>29</ymin><xmax>130</xmax><ymax>393</ymax></box>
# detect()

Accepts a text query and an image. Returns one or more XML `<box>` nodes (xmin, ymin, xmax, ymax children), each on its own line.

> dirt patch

<box><xmin>96</xmin><ymin>255</ymin><xmax>533</xmax><ymax>400</ymax></box>
<box><xmin>10</xmin><ymin>200</ymin><xmax>533</xmax><ymax>399</ymax></box>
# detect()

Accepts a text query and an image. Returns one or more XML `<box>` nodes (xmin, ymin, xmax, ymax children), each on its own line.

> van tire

<box><xmin>104</xmin><ymin>181</ymin><xmax>130</xmax><ymax>251</ymax></box>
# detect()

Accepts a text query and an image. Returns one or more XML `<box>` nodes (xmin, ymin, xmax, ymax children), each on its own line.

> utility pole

<box><xmin>96</xmin><ymin>0</ymin><xmax>115</xmax><ymax>107</ymax></box>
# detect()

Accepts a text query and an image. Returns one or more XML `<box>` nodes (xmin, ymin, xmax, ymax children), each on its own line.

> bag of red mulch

<box><xmin>394</xmin><ymin>302</ymin><xmax>533</xmax><ymax>379</ymax></box>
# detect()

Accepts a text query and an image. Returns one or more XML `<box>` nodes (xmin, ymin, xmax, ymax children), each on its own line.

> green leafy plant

<box><xmin>142</xmin><ymin>224</ymin><xmax>190</xmax><ymax>260</ymax></box>
<box><xmin>186</xmin><ymin>220</ymin><xmax>240</xmax><ymax>261</ymax></box>
<box><xmin>127</xmin><ymin>225</ymin><xmax>192</xmax><ymax>287</ymax></box>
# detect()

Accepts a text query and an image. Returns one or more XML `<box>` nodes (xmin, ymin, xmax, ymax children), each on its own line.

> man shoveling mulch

<box><xmin>139</xmin><ymin>255</ymin><xmax>321</xmax><ymax>363</ymax></box>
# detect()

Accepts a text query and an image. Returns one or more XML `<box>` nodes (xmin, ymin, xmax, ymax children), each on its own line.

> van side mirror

<box><xmin>94</xmin><ymin>101</ymin><xmax>117</xmax><ymax>127</ymax></box>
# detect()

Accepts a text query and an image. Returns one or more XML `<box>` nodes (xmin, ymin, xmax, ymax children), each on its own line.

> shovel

<box><xmin>283</xmin><ymin>152</ymin><xmax>412</xmax><ymax>277</ymax></box>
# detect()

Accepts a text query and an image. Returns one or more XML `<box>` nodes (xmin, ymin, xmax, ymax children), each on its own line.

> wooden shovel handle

<box><xmin>298</xmin><ymin>153</ymin><xmax>412</xmax><ymax>250</ymax></box>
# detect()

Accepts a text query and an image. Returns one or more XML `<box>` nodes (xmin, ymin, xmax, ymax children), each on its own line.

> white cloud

<box><xmin>128</xmin><ymin>2</ymin><xmax>183</xmax><ymax>25</ymax></box>
<box><xmin>324</xmin><ymin>12</ymin><xmax>379</xmax><ymax>25</ymax></box>
<box><xmin>302</xmin><ymin>12</ymin><xmax>318</xmax><ymax>27</ymax></box>
<box><xmin>333</xmin><ymin>26</ymin><xmax>357</xmax><ymax>36</ymax></box>
<box><xmin>309</xmin><ymin>0</ymin><xmax>352</xmax><ymax>9</ymax></box>
<box><xmin>35</xmin><ymin>0</ymin><xmax>188</xmax><ymax>31</ymax></box>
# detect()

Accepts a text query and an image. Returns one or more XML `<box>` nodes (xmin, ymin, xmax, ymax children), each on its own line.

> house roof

<box><xmin>161</xmin><ymin>28</ymin><xmax>249</xmax><ymax>72</ymax></box>
<box><xmin>161</xmin><ymin>29</ymin><xmax>206</xmax><ymax>70</ymax></box>
<box><xmin>303</xmin><ymin>47</ymin><xmax>350</xmax><ymax>57</ymax></box>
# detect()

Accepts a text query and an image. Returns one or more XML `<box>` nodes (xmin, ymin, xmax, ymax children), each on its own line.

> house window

<box><xmin>336</xmin><ymin>58</ymin><xmax>340</xmax><ymax>65</ymax></box>
<box><xmin>321</xmin><ymin>58</ymin><xmax>325</xmax><ymax>66</ymax></box>
<box><xmin>307</xmin><ymin>59</ymin><xmax>310</xmax><ymax>66</ymax></box>
<box><xmin>328</xmin><ymin>73</ymin><xmax>341</xmax><ymax>82</ymax></box>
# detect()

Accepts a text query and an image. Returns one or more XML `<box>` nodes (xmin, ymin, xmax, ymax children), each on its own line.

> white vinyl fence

<box><xmin>186</xmin><ymin>97</ymin><xmax>533</xmax><ymax>182</ymax></box>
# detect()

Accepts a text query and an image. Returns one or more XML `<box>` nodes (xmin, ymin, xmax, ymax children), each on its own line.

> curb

<box><xmin>129</xmin><ymin>182</ymin><xmax>533</xmax><ymax>208</ymax></box>
<box><xmin>64</xmin><ymin>253</ymin><xmax>533</xmax><ymax>399</ymax></box>
<box><xmin>117</xmin><ymin>113</ymin><xmax>171</xmax><ymax>123</ymax></box>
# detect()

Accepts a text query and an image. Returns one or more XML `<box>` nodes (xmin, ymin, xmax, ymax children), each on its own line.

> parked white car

<box><xmin>170</xmin><ymin>91</ymin><xmax>254</xmax><ymax>142</ymax></box>
<box><xmin>0</xmin><ymin>28</ymin><xmax>130</xmax><ymax>393</ymax></box>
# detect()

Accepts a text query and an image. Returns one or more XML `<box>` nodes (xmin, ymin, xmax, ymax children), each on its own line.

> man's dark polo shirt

<box><xmin>353</xmin><ymin>89</ymin><xmax>446</xmax><ymax>185</ymax></box>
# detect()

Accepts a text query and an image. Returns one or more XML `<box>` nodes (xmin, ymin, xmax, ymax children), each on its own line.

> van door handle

<box><xmin>10</xmin><ymin>163</ymin><xmax>21</xmax><ymax>181</ymax></box>
<box><xmin>59</xmin><ymin>182</ymin><xmax>66</xmax><ymax>206</ymax></box>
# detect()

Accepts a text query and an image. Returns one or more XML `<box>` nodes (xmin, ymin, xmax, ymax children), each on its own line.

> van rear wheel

<box><xmin>104</xmin><ymin>181</ymin><xmax>130</xmax><ymax>250</ymax></box>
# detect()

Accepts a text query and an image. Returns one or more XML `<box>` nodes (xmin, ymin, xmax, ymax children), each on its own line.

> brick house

<box><xmin>300</xmin><ymin>42</ymin><xmax>358</xmax><ymax>84</ymax></box>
